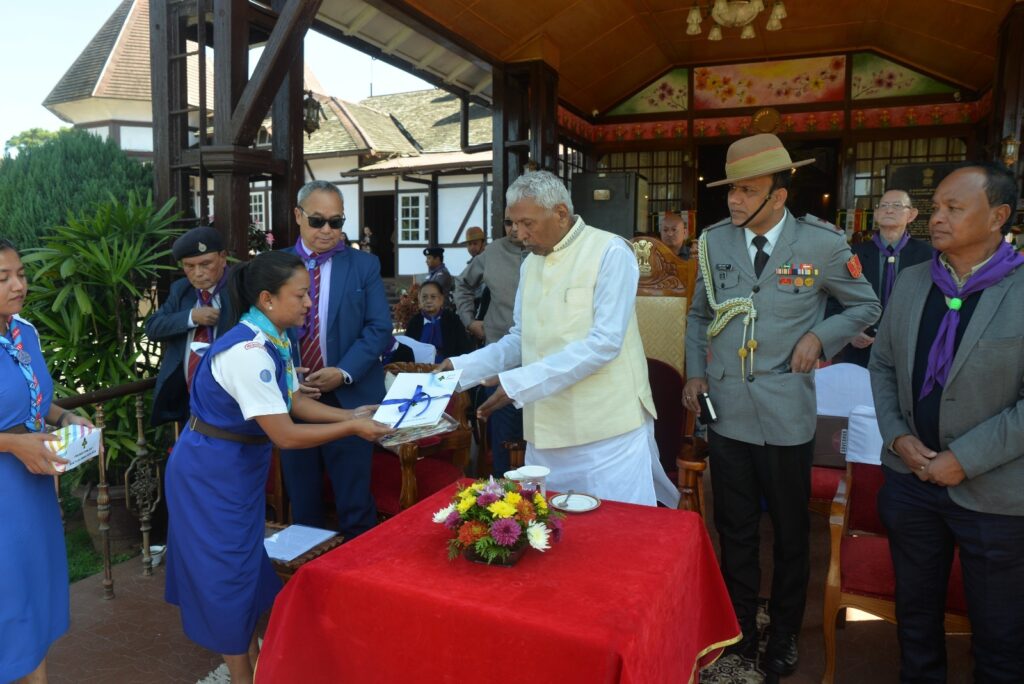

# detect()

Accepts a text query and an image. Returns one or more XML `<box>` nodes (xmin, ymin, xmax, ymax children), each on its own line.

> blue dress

<box><xmin>0</xmin><ymin>316</ymin><xmax>69</xmax><ymax>681</ymax></box>
<box><xmin>164</xmin><ymin>323</ymin><xmax>286</xmax><ymax>654</ymax></box>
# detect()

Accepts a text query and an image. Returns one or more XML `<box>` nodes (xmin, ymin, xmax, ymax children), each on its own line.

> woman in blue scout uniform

<box><xmin>164</xmin><ymin>251</ymin><xmax>392</xmax><ymax>684</ymax></box>
<box><xmin>0</xmin><ymin>239</ymin><xmax>93</xmax><ymax>683</ymax></box>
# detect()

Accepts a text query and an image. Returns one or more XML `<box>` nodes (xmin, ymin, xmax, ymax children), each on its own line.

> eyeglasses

<box><xmin>299</xmin><ymin>206</ymin><xmax>346</xmax><ymax>229</ymax></box>
<box><xmin>876</xmin><ymin>202</ymin><xmax>911</xmax><ymax>211</ymax></box>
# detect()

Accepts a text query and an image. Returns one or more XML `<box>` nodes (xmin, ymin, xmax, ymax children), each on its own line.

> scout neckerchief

<box><xmin>920</xmin><ymin>241</ymin><xmax>1024</xmax><ymax>399</ymax></box>
<box><xmin>0</xmin><ymin>316</ymin><xmax>44</xmax><ymax>431</ymax></box>
<box><xmin>698</xmin><ymin>232</ymin><xmax>760</xmax><ymax>381</ymax></box>
<box><xmin>293</xmin><ymin>238</ymin><xmax>345</xmax><ymax>340</ymax></box>
<box><xmin>872</xmin><ymin>231</ymin><xmax>911</xmax><ymax>307</ymax></box>
<box><xmin>240</xmin><ymin>306</ymin><xmax>296</xmax><ymax>409</ymax></box>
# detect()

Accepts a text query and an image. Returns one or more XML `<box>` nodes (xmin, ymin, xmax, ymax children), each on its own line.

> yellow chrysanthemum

<box><xmin>471</xmin><ymin>482</ymin><xmax>486</xmax><ymax>492</ymax></box>
<box><xmin>487</xmin><ymin>500</ymin><xmax>517</xmax><ymax>518</ymax></box>
<box><xmin>533</xmin><ymin>493</ymin><xmax>548</xmax><ymax>511</ymax></box>
<box><xmin>457</xmin><ymin>496</ymin><xmax>477</xmax><ymax>514</ymax></box>
<box><xmin>503</xmin><ymin>491</ymin><xmax>522</xmax><ymax>505</ymax></box>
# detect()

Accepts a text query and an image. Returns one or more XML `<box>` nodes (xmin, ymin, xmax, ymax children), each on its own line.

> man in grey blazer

<box><xmin>684</xmin><ymin>134</ymin><xmax>880</xmax><ymax>674</ymax></box>
<box><xmin>869</xmin><ymin>162</ymin><xmax>1024</xmax><ymax>682</ymax></box>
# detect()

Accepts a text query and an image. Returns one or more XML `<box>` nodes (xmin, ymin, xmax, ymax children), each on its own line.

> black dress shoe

<box><xmin>723</xmin><ymin>631</ymin><xmax>758</xmax><ymax>662</ymax></box>
<box><xmin>762</xmin><ymin>632</ymin><xmax>798</xmax><ymax>676</ymax></box>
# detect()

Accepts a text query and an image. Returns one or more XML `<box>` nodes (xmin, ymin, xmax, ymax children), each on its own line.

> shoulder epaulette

<box><xmin>704</xmin><ymin>217</ymin><xmax>733</xmax><ymax>232</ymax></box>
<box><xmin>799</xmin><ymin>214</ymin><xmax>841</xmax><ymax>232</ymax></box>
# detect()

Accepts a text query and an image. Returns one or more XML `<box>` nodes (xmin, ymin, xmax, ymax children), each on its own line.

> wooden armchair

<box><xmin>630</xmin><ymin>236</ymin><xmax>705</xmax><ymax>514</ymax></box>
<box><xmin>822</xmin><ymin>462</ymin><xmax>970</xmax><ymax>684</ymax></box>
<box><xmin>370</xmin><ymin>362</ymin><xmax>473</xmax><ymax>517</ymax></box>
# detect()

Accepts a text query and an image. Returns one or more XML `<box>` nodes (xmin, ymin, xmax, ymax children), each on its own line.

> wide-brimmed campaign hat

<box><xmin>461</xmin><ymin>226</ymin><xmax>485</xmax><ymax>244</ymax></box>
<box><xmin>707</xmin><ymin>133</ymin><xmax>815</xmax><ymax>188</ymax></box>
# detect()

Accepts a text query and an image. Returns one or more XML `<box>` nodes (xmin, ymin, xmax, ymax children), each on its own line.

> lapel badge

<box><xmin>887</xmin><ymin>256</ymin><xmax>896</xmax><ymax>264</ymax></box>
<box><xmin>779</xmin><ymin>276</ymin><xmax>793</xmax><ymax>285</ymax></box>
<box><xmin>846</xmin><ymin>254</ymin><xmax>863</xmax><ymax>278</ymax></box>
<box><xmin>794</xmin><ymin>277</ymin><xmax>805</xmax><ymax>287</ymax></box>
<box><xmin>805</xmin><ymin>277</ymin><xmax>815</xmax><ymax>286</ymax></box>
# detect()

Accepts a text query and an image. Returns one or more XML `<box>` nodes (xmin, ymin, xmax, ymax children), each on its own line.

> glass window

<box><xmin>249</xmin><ymin>192</ymin><xmax>266</xmax><ymax>231</ymax></box>
<box><xmin>399</xmin><ymin>194</ymin><xmax>426</xmax><ymax>243</ymax></box>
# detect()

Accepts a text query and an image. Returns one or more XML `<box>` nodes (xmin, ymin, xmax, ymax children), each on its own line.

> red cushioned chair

<box><xmin>822</xmin><ymin>462</ymin><xmax>970</xmax><ymax>684</ymax></box>
<box><xmin>647</xmin><ymin>357</ymin><xmax>707</xmax><ymax>516</ymax></box>
<box><xmin>370</xmin><ymin>362</ymin><xmax>473</xmax><ymax>518</ymax></box>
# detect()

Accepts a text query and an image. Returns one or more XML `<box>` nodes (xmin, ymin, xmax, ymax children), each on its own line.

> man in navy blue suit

<box><xmin>146</xmin><ymin>226</ymin><xmax>231</xmax><ymax>426</ymax></box>
<box><xmin>831</xmin><ymin>189</ymin><xmax>933</xmax><ymax>367</ymax></box>
<box><xmin>281</xmin><ymin>180</ymin><xmax>392</xmax><ymax>538</ymax></box>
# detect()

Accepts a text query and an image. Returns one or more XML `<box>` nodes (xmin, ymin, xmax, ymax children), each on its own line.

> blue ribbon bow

<box><xmin>381</xmin><ymin>384</ymin><xmax>451</xmax><ymax>429</ymax></box>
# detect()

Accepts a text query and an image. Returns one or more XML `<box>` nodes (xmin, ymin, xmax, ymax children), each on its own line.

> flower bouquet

<box><xmin>433</xmin><ymin>478</ymin><xmax>564</xmax><ymax>565</ymax></box>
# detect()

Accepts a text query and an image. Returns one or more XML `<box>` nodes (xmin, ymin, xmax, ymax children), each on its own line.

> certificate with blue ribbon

<box><xmin>373</xmin><ymin>370</ymin><xmax>462</xmax><ymax>429</ymax></box>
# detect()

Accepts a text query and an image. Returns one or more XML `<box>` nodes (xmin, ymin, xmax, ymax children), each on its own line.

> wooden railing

<box><xmin>55</xmin><ymin>377</ymin><xmax>161</xmax><ymax>600</ymax></box>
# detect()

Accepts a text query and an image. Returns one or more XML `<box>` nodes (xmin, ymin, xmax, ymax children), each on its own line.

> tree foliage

<box><xmin>0</xmin><ymin>128</ymin><xmax>152</xmax><ymax>249</ymax></box>
<box><xmin>22</xmin><ymin>191</ymin><xmax>182</xmax><ymax>470</ymax></box>
<box><xmin>4</xmin><ymin>127</ymin><xmax>60</xmax><ymax>153</ymax></box>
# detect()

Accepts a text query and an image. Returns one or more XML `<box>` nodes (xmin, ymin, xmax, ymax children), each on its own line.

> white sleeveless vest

<box><xmin>519</xmin><ymin>219</ymin><xmax>655</xmax><ymax>449</ymax></box>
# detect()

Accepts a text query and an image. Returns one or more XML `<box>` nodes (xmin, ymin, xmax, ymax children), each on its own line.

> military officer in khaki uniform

<box><xmin>683</xmin><ymin>134</ymin><xmax>880</xmax><ymax>675</ymax></box>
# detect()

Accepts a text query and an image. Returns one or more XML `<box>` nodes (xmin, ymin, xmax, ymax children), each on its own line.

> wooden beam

<box><xmin>271</xmin><ymin>0</ymin><xmax>306</xmax><ymax>250</ymax></box>
<box><xmin>181</xmin><ymin>146</ymin><xmax>286</xmax><ymax>176</ymax></box>
<box><xmin>230</xmin><ymin>0</ymin><xmax>322</xmax><ymax>146</ymax></box>
<box><xmin>213</xmin><ymin>0</ymin><xmax>249</xmax><ymax>145</ymax></box>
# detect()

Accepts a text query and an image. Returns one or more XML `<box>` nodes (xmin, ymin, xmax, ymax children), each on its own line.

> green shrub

<box><xmin>0</xmin><ymin>128</ymin><xmax>152</xmax><ymax>248</ymax></box>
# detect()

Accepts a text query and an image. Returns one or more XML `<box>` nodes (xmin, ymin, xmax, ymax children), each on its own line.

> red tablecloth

<box><xmin>257</xmin><ymin>483</ymin><xmax>739</xmax><ymax>684</ymax></box>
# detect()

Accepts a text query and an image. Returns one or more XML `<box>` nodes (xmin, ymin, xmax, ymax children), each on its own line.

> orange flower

<box><xmin>515</xmin><ymin>499</ymin><xmax>537</xmax><ymax>523</ymax></box>
<box><xmin>458</xmin><ymin>521</ymin><xmax>488</xmax><ymax>545</ymax></box>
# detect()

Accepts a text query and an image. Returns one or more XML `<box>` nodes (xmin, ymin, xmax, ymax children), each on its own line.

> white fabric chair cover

<box><xmin>815</xmin><ymin>363</ymin><xmax>872</xmax><ymax>417</ymax></box>
<box><xmin>394</xmin><ymin>335</ymin><xmax>437</xmax><ymax>364</ymax></box>
<box><xmin>846</xmin><ymin>404</ymin><xmax>884</xmax><ymax>465</ymax></box>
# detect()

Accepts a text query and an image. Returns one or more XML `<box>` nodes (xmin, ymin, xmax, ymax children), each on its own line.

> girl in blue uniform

<box><xmin>164</xmin><ymin>251</ymin><xmax>391</xmax><ymax>684</ymax></box>
<box><xmin>0</xmin><ymin>239</ymin><xmax>93</xmax><ymax>683</ymax></box>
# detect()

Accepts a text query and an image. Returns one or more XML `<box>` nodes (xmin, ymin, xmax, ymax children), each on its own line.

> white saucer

<box><xmin>549</xmin><ymin>492</ymin><xmax>601</xmax><ymax>513</ymax></box>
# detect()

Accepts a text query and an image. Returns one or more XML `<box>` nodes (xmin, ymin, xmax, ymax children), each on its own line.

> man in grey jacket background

<box><xmin>454</xmin><ymin>213</ymin><xmax>529</xmax><ymax>475</ymax></box>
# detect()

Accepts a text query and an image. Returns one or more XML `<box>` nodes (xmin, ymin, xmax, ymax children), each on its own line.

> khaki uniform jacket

<box><xmin>686</xmin><ymin>212</ymin><xmax>881</xmax><ymax>446</ymax></box>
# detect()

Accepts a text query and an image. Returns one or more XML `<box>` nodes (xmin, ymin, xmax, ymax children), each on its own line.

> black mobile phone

<box><xmin>697</xmin><ymin>392</ymin><xmax>718</xmax><ymax>425</ymax></box>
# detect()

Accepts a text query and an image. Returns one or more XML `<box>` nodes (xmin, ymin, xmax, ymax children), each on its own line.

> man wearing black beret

<box><xmin>423</xmin><ymin>246</ymin><xmax>453</xmax><ymax>298</ymax></box>
<box><xmin>145</xmin><ymin>226</ymin><xmax>232</xmax><ymax>426</ymax></box>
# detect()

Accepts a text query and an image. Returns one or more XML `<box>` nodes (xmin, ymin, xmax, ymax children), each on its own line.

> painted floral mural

<box><xmin>607</xmin><ymin>68</ymin><xmax>689</xmax><ymax>116</ymax></box>
<box><xmin>693</xmin><ymin>56</ymin><xmax>845</xmax><ymax>110</ymax></box>
<box><xmin>851</xmin><ymin>54</ymin><xmax>955</xmax><ymax>100</ymax></box>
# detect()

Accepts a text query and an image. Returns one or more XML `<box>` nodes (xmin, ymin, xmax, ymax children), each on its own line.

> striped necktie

<box><xmin>186</xmin><ymin>290</ymin><xmax>212</xmax><ymax>389</ymax></box>
<box><xmin>300</xmin><ymin>259</ymin><xmax>324</xmax><ymax>373</ymax></box>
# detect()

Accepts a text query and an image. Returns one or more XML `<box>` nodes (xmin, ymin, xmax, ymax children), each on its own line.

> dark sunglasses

<box><xmin>299</xmin><ymin>206</ymin><xmax>346</xmax><ymax>230</ymax></box>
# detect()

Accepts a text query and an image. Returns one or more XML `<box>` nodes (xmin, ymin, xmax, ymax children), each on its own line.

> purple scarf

<box><xmin>294</xmin><ymin>238</ymin><xmax>346</xmax><ymax>338</ymax></box>
<box><xmin>872</xmin><ymin>231</ymin><xmax>911</xmax><ymax>306</ymax></box>
<box><xmin>920</xmin><ymin>241</ymin><xmax>1024</xmax><ymax>399</ymax></box>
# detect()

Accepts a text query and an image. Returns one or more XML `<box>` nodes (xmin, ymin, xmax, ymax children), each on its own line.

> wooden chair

<box><xmin>822</xmin><ymin>462</ymin><xmax>970</xmax><ymax>684</ymax></box>
<box><xmin>265</xmin><ymin>448</ymin><xmax>289</xmax><ymax>524</ymax></box>
<box><xmin>370</xmin><ymin>362</ymin><xmax>473</xmax><ymax>517</ymax></box>
<box><xmin>630</xmin><ymin>236</ymin><xmax>705</xmax><ymax>514</ymax></box>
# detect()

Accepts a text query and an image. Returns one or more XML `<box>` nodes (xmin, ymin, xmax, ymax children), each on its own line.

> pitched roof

<box><xmin>302</xmin><ymin>96</ymin><xmax>366</xmax><ymax>156</ymax></box>
<box><xmin>338</xmin><ymin>100</ymin><xmax>418</xmax><ymax>155</ymax></box>
<box><xmin>43</xmin><ymin>0</ymin><xmax>212</xmax><ymax>112</ymax></box>
<box><xmin>349</xmin><ymin>149</ymin><xmax>492</xmax><ymax>176</ymax></box>
<box><xmin>360</xmin><ymin>88</ymin><xmax>491</xmax><ymax>153</ymax></box>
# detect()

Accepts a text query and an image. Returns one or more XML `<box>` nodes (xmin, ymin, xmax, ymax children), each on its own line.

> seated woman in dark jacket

<box><xmin>403</xmin><ymin>280</ymin><xmax>471</xmax><ymax>362</ymax></box>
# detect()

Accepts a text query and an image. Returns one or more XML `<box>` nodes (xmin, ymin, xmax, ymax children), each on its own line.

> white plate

<box><xmin>549</xmin><ymin>492</ymin><xmax>601</xmax><ymax>513</ymax></box>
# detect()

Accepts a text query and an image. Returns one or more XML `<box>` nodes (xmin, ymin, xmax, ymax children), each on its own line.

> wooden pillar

<box><xmin>213</xmin><ymin>0</ymin><xmax>251</xmax><ymax>259</ymax></box>
<box><xmin>527</xmin><ymin>61</ymin><xmax>559</xmax><ymax>174</ymax></box>
<box><xmin>270</xmin><ymin>0</ymin><xmax>305</xmax><ymax>250</ymax></box>
<box><xmin>990</xmin><ymin>3</ymin><xmax>1024</xmax><ymax>180</ymax></box>
<box><xmin>490</xmin><ymin>60</ymin><xmax>561</xmax><ymax>235</ymax></box>
<box><xmin>149</xmin><ymin>0</ymin><xmax>190</xmax><ymax>216</ymax></box>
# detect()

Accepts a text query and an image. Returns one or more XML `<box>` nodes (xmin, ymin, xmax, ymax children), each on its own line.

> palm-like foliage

<box><xmin>22</xmin><ymin>191</ymin><xmax>182</xmax><ymax>467</ymax></box>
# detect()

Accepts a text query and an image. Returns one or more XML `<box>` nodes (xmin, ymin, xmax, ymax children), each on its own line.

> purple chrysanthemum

<box><xmin>444</xmin><ymin>510</ymin><xmax>462</xmax><ymax>530</ymax></box>
<box><xmin>475</xmin><ymin>491</ymin><xmax>499</xmax><ymax>506</ymax></box>
<box><xmin>490</xmin><ymin>518</ymin><xmax>522</xmax><ymax>546</ymax></box>
<box><xmin>549</xmin><ymin>517</ymin><xmax>563</xmax><ymax>543</ymax></box>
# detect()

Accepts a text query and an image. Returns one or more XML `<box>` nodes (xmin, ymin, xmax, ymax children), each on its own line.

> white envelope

<box><xmin>46</xmin><ymin>425</ymin><xmax>103</xmax><ymax>473</ymax></box>
<box><xmin>372</xmin><ymin>370</ymin><xmax>462</xmax><ymax>429</ymax></box>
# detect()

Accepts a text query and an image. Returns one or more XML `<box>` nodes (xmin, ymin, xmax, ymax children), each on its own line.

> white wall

<box><xmin>120</xmin><ymin>125</ymin><xmax>153</xmax><ymax>152</ymax></box>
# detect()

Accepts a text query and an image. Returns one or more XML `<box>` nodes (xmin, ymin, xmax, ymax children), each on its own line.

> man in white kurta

<box><xmin>445</xmin><ymin>171</ymin><xmax>678</xmax><ymax>507</ymax></box>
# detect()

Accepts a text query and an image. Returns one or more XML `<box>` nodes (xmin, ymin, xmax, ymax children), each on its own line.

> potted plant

<box><xmin>22</xmin><ymin>191</ymin><xmax>181</xmax><ymax>553</ymax></box>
